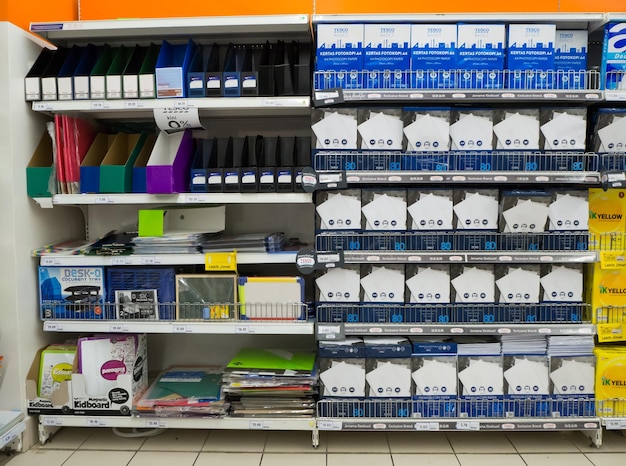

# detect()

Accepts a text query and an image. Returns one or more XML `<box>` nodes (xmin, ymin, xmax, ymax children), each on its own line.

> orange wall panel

<box><xmin>559</xmin><ymin>0</ymin><xmax>625</xmax><ymax>12</ymax></box>
<box><xmin>314</xmin><ymin>0</ymin><xmax>560</xmax><ymax>14</ymax></box>
<box><xmin>79</xmin><ymin>0</ymin><xmax>312</xmax><ymax>20</ymax></box>
<box><xmin>6</xmin><ymin>0</ymin><xmax>76</xmax><ymax>31</ymax></box>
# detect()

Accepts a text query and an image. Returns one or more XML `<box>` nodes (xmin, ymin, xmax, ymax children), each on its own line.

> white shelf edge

<box><xmin>0</xmin><ymin>415</ymin><xmax>25</xmax><ymax>450</ymax></box>
<box><xmin>40</xmin><ymin>415</ymin><xmax>316</xmax><ymax>431</ymax></box>
<box><xmin>32</xmin><ymin>97</ymin><xmax>311</xmax><ymax>113</ymax></box>
<box><xmin>43</xmin><ymin>320</ymin><xmax>315</xmax><ymax>335</ymax></box>
<box><xmin>38</xmin><ymin>251</ymin><xmax>297</xmax><ymax>266</ymax></box>
<box><xmin>37</xmin><ymin>192</ymin><xmax>311</xmax><ymax>206</ymax></box>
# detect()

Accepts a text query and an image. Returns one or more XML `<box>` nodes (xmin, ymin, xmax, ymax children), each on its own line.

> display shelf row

<box><xmin>0</xmin><ymin>413</ymin><xmax>25</xmax><ymax>451</ymax></box>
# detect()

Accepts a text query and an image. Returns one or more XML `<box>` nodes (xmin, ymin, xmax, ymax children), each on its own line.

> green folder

<box><xmin>226</xmin><ymin>348</ymin><xmax>316</xmax><ymax>372</ymax></box>
<box><xmin>144</xmin><ymin>367</ymin><xmax>222</xmax><ymax>401</ymax></box>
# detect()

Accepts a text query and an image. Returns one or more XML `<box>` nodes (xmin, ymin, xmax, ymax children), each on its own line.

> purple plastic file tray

<box><xmin>146</xmin><ymin>128</ymin><xmax>194</xmax><ymax>194</ymax></box>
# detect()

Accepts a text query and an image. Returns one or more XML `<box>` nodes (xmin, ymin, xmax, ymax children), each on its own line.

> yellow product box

<box><xmin>595</xmin><ymin>347</ymin><xmax>626</xmax><ymax>417</ymax></box>
<box><xmin>588</xmin><ymin>188</ymin><xmax>626</xmax><ymax>250</ymax></box>
<box><xmin>590</xmin><ymin>262</ymin><xmax>626</xmax><ymax>322</ymax></box>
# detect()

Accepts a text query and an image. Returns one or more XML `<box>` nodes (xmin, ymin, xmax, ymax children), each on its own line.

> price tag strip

<box><xmin>205</xmin><ymin>252</ymin><xmax>237</xmax><ymax>272</ymax></box>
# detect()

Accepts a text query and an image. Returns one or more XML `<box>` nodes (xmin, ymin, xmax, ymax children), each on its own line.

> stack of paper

<box><xmin>458</xmin><ymin>358</ymin><xmax>504</xmax><ymax>396</ymax></box>
<box><xmin>548</xmin><ymin>194</ymin><xmax>588</xmax><ymax>231</ymax></box>
<box><xmin>504</xmin><ymin>357</ymin><xmax>550</xmax><ymax>395</ymax></box>
<box><xmin>312</xmin><ymin>111</ymin><xmax>358</xmax><ymax>150</ymax></box>
<box><xmin>366</xmin><ymin>361</ymin><xmax>412</xmax><ymax>398</ymax></box>
<box><xmin>502</xmin><ymin>335</ymin><xmax>547</xmax><ymax>355</ymax></box>
<box><xmin>408</xmin><ymin>193</ymin><xmax>454</xmax><ymax>230</ymax></box>
<box><xmin>597</xmin><ymin>115</ymin><xmax>626</xmax><ymax>152</ymax></box>
<box><xmin>541</xmin><ymin>112</ymin><xmax>587</xmax><ymax>150</ymax></box>
<box><xmin>450</xmin><ymin>113</ymin><xmax>493</xmax><ymax>150</ymax></box>
<box><xmin>403</xmin><ymin>113</ymin><xmax>451</xmax><ymax>152</ymax></box>
<box><xmin>540</xmin><ymin>266</ymin><xmax>583</xmax><ymax>302</ymax></box>
<box><xmin>320</xmin><ymin>360</ymin><xmax>366</xmax><ymax>397</ymax></box>
<box><xmin>502</xmin><ymin>199</ymin><xmax>549</xmax><ymax>233</ymax></box>
<box><xmin>316</xmin><ymin>267</ymin><xmax>360</xmax><ymax>303</ymax></box>
<box><xmin>222</xmin><ymin>348</ymin><xmax>317</xmax><ymax>417</ymax></box>
<box><xmin>362</xmin><ymin>193</ymin><xmax>407</xmax><ymax>230</ymax></box>
<box><xmin>494</xmin><ymin>112</ymin><xmax>540</xmax><ymax>150</ymax></box>
<box><xmin>135</xmin><ymin>366</ymin><xmax>228</xmax><ymax>418</ymax></box>
<box><xmin>549</xmin><ymin>357</ymin><xmax>595</xmax><ymax>395</ymax></box>
<box><xmin>456</xmin><ymin>337</ymin><xmax>502</xmax><ymax>356</ymax></box>
<box><xmin>547</xmin><ymin>336</ymin><xmax>595</xmax><ymax>356</ymax></box>
<box><xmin>406</xmin><ymin>267</ymin><xmax>451</xmax><ymax>304</ymax></box>
<box><xmin>412</xmin><ymin>359</ymin><xmax>457</xmax><ymax>396</ymax></box>
<box><xmin>496</xmin><ymin>267</ymin><xmax>541</xmax><ymax>304</ymax></box>
<box><xmin>132</xmin><ymin>233</ymin><xmax>209</xmax><ymax>254</ymax></box>
<box><xmin>451</xmin><ymin>266</ymin><xmax>495</xmax><ymax>303</ymax></box>
<box><xmin>316</xmin><ymin>193</ymin><xmax>361</xmax><ymax>230</ymax></box>
<box><xmin>454</xmin><ymin>192</ymin><xmax>499</xmax><ymax>230</ymax></box>
<box><xmin>361</xmin><ymin>266</ymin><xmax>405</xmax><ymax>303</ymax></box>
<box><xmin>357</xmin><ymin>112</ymin><xmax>404</xmax><ymax>150</ymax></box>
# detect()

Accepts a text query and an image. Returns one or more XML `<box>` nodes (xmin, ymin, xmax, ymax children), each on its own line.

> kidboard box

<box><xmin>72</xmin><ymin>334</ymin><xmax>148</xmax><ymax>416</ymax></box>
<box><xmin>26</xmin><ymin>346</ymin><xmax>73</xmax><ymax>415</ymax></box>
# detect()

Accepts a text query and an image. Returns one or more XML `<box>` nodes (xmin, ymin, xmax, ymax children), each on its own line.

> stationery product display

<box><xmin>492</xmin><ymin>109</ymin><xmax>540</xmax><ymax>150</ymax></box>
<box><xmin>457</xmin><ymin>355</ymin><xmax>503</xmax><ymax>396</ymax></box>
<box><xmin>410</xmin><ymin>24</ymin><xmax>457</xmax><ymax>89</ymax></box>
<box><xmin>411</xmin><ymin>338</ymin><xmax>458</xmax><ymax>398</ymax></box>
<box><xmin>594</xmin><ymin>346</ymin><xmax>626</xmax><ymax>416</ymax></box>
<box><xmin>449</xmin><ymin>109</ymin><xmax>494</xmax><ymax>150</ymax></box>
<box><xmin>554</xmin><ymin>30</ymin><xmax>588</xmax><ymax>89</ymax></box>
<box><xmin>451</xmin><ymin>265</ymin><xmax>495</xmax><ymax>304</ymax></box>
<box><xmin>364</xmin><ymin>337</ymin><xmax>412</xmax><ymax>397</ymax></box>
<box><xmin>592</xmin><ymin>109</ymin><xmax>626</xmax><ymax>153</ymax></box>
<box><xmin>405</xmin><ymin>265</ymin><xmax>451</xmax><ymax>304</ymax></box>
<box><xmin>453</xmin><ymin>189</ymin><xmax>499</xmax><ymax>230</ymax></box>
<box><xmin>315</xmin><ymin>23</ymin><xmax>364</xmax><ymax>90</ymax></box>
<box><xmin>499</xmin><ymin>191</ymin><xmax>551</xmax><ymax>233</ymax></box>
<box><xmin>503</xmin><ymin>355</ymin><xmax>550</xmax><ymax>396</ymax></box>
<box><xmin>495</xmin><ymin>265</ymin><xmax>541</xmax><ymax>304</ymax></box>
<box><xmin>540</xmin><ymin>108</ymin><xmax>587</xmax><ymax>151</ymax></box>
<box><xmin>361</xmin><ymin>189</ymin><xmax>407</xmax><ymax>231</ymax></box>
<box><xmin>135</xmin><ymin>366</ymin><xmax>228</xmax><ymax>417</ymax></box>
<box><xmin>357</xmin><ymin>109</ymin><xmax>404</xmax><ymax>150</ymax></box>
<box><xmin>316</xmin><ymin>190</ymin><xmax>362</xmax><ymax>231</ymax></box>
<box><xmin>590</xmin><ymin>263</ymin><xmax>626</xmax><ymax>312</ymax></box>
<box><xmin>115</xmin><ymin>289</ymin><xmax>158</xmax><ymax>320</ymax></box>
<box><xmin>547</xmin><ymin>191</ymin><xmax>588</xmax><ymax>231</ymax></box>
<box><xmin>360</xmin><ymin>264</ymin><xmax>406</xmax><ymax>303</ymax></box>
<box><xmin>363</xmin><ymin>24</ymin><xmax>411</xmax><ymax>89</ymax></box>
<box><xmin>506</xmin><ymin>24</ymin><xmax>556</xmax><ymax>89</ymax></box>
<box><xmin>456</xmin><ymin>24</ymin><xmax>506</xmax><ymax>89</ymax></box>
<box><xmin>319</xmin><ymin>338</ymin><xmax>366</xmax><ymax>398</ymax></box>
<box><xmin>540</xmin><ymin>264</ymin><xmax>584</xmax><ymax>303</ymax></box>
<box><xmin>39</xmin><ymin>266</ymin><xmax>105</xmax><ymax>320</ymax></box>
<box><xmin>588</xmin><ymin>188</ymin><xmax>626</xmax><ymax>249</ymax></box>
<box><xmin>403</xmin><ymin>109</ymin><xmax>451</xmax><ymax>152</ymax></box>
<box><xmin>316</xmin><ymin>265</ymin><xmax>361</xmax><ymax>303</ymax></box>
<box><xmin>407</xmin><ymin>189</ymin><xmax>454</xmax><ymax>230</ymax></box>
<box><xmin>27</xmin><ymin>344</ymin><xmax>75</xmax><ymax>415</ymax></box>
<box><xmin>312</xmin><ymin>109</ymin><xmax>358</xmax><ymax>150</ymax></box>
<box><xmin>175</xmin><ymin>274</ymin><xmax>237</xmax><ymax>320</ymax></box>
<box><xmin>238</xmin><ymin>276</ymin><xmax>305</xmax><ymax>320</ymax></box>
<box><xmin>38</xmin><ymin>344</ymin><xmax>76</xmax><ymax>398</ymax></box>
<box><xmin>601</xmin><ymin>22</ymin><xmax>626</xmax><ymax>90</ymax></box>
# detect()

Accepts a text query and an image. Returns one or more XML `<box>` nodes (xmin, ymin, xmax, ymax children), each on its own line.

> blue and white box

<box><xmin>316</xmin><ymin>24</ymin><xmax>364</xmax><ymax>90</ymax></box>
<box><xmin>507</xmin><ymin>24</ymin><xmax>556</xmax><ymax>89</ymax></box>
<box><xmin>363</xmin><ymin>24</ymin><xmax>411</xmax><ymax>89</ymax></box>
<box><xmin>555</xmin><ymin>30</ymin><xmax>588</xmax><ymax>89</ymax></box>
<box><xmin>411</xmin><ymin>24</ymin><xmax>457</xmax><ymax>88</ymax></box>
<box><xmin>39</xmin><ymin>266</ymin><xmax>106</xmax><ymax>319</ymax></box>
<box><xmin>457</xmin><ymin>24</ymin><xmax>505</xmax><ymax>89</ymax></box>
<box><xmin>601</xmin><ymin>22</ymin><xmax>626</xmax><ymax>90</ymax></box>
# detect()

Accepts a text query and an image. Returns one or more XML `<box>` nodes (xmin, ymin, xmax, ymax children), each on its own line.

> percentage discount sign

<box><xmin>154</xmin><ymin>106</ymin><xmax>203</xmax><ymax>133</ymax></box>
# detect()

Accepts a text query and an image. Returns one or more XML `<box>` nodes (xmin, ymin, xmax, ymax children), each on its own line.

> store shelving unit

<box><xmin>0</xmin><ymin>412</ymin><xmax>26</xmax><ymax>452</ymax></box>
<box><xmin>28</xmin><ymin>14</ymin><xmax>319</xmax><ymax>446</ymax></box>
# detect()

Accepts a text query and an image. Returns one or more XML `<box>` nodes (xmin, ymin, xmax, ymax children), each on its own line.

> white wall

<box><xmin>0</xmin><ymin>22</ymin><xmax>84</xmax><ymax>449</ymax></box>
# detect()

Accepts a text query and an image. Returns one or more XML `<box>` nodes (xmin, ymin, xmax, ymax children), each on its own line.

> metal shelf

<box><xmin>38</xmin><ymin>252</ymin><xmax>297</xmax><ymax>266</ymax></box>
<box><xmin>30</xmin><ymin>15</ymin><xmax>311</xmax><ymax>45</ymax></box>
<box><xmin>317</xmin><ymin>417</ymin><xmax>601</xmax><ymax>432</ymax></box>
<box><xmin>317</xmin><ymin>323</ymin><xmax>595</xmax><ymax>339</ymax></box>
<box><xmin>42</xmin><ymin>320</ymin><xmax>314</xmax><ymax>335</ymax></box>
<box><xmin>33</xmin><ymin>192</ymin><xmax>311</xmax><ymax>208</ymax></box>
<box><xmin>0</xmin><ymin>413</ymin><xmax>25</xmax><ymax>451</ymax></box>
<box><xmin>31</xmin><ymin>97</ymin><xmax>311</xmax><ymax>119</ymax></box>
<box><xmin>341</xmin><ymin>250</ymin><xmax>598</xmax><ymax>264</ymax></box>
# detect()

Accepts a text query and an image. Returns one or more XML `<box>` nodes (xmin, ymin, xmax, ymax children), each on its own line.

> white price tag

<box><xmin>154</xmin><ymin>107</ymin><xmax>203</xmax><ymax>132</ymax></box>
<box><xmin>124</xmin><ymin>100</ymin><xmax>144</xmax><ymax>109</ymax></box>
<box><xmin>44</xmin><ymin>322</ymin><xmax>58</xmax><ymax>331</ymax></box>
<box><xmin>1</xmin><ymin>431</ymin><xmax>17</xmax><ymax>446</ymax></box>
<box><xmin>184</xmin><ymin>194</ymin><xmax>201</xmax><ymax>203</ymax></box>
<box><xmin>145</xmin><ymin>419</ymin><xmax>167</xmax><ymax>428</ymax></box>
<box><xmin>86</xmin><ymin>418</ymin><xmax>105</xmax><ymax>427</ymax></box>
<box><xmin>41</xmin><ymin>257</ymin><xmax>61</xmax><ymax>266</ymax></box>
<box><xmin>173</xmin><ymin>325</ymin><xmax>191</xmax><ymax>334</ymax></box>
<box><xmin>112</xmin><ymin>257</ymin><xmax>132</xmax><ymax>266</ymax></box>
<box><xmin>109</xmin><ymin>324</ymin><xmax>129</xmax><ymax>333</ymax></box>
<box><xmin>42</xmin><ymin>417</ymin><xmax>61</xmax><ymax>426</ymax></box>
<box><xmin>606</xmin><ymin>419</ymin><xmax>625</xmax><ymax>430</ymax></box>
<box><xmin>415</xmin><ymin>422</ymin><xmax>439</xmax><ymax>431</ymax></box>
<box><xmin>318</xmin><ymin>325</ymin><xmax>341</xmax><ymax>335</ymax></box>
<box><xmin>94</xmin><ymin>196</ymin><xmax>112</xmax><ymax>204</ymax></box>
<box><xmin>140</xmin><ymin>257</ymin><xmax>158</xmax><ymax>265</ymax></box>
<box><xmin>235</xmin><ymin>326</ymin><xmax>252</xmax><ymax>334</ymax></box>
<box><xmin>318</xmin><ymin>420</ymin><xmax>342</xmax><ymax>431</ymax></box>
<box><xmin>456</xmin><ymin>421</ymin><xmax>480</xmax><ymax>431</ymax></box>
<box><xmin>90</xmin><ymin>101</ymin><xmax>108</xmax><ymax>110</ymax></box>
<box><xmin>249</xmin><ymin>420</ymin><xmax>269</xmax><ymax>430</ymax></box>
<box><xmin>262</xmin><ymin>98</ymin><xmax>277</xmax><ymax>107</ymax></box>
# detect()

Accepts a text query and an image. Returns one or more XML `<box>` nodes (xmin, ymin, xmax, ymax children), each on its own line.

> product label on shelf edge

<box><xmin>205</xmin><ymin>251</ymin><xmax>237</xmax><ymax>272</ymax></box>
<box><xmin>601</xmin><ymin>251</ymin><xmax>626</xmax><ymax>269</ymax></box>
<box><xmin>597</xmin><ymin>323</ymin><xmax>626</xmax><ymax>343</ymax></box>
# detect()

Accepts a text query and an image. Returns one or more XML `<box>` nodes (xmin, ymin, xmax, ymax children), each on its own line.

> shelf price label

<box><xmin>318</xmin><ymin>420</ymin><xmax>343</xmax><ymax>431</ymax></box>
<box><xmin>316</xmin><ymin>323</ymin><xmax>345</xmax><ymax>341</ymax></box>
<box><xmin>456</xmin><ymin>421</ymin><xmax>480</xmax><ymax>431</ymax></box>
<box><xmin>205</xmin><ymin>251</ymin><xmax>237</xmax><ymax>272</ymax></box>
<box><xmin>597</xmin><ymin>323</ymin><xmax>626</xmax><ymax>343</ymax></box>
<box><xmin>86</xmin><ymin>417</ymin><xmax>106</xmax><ymax>427</ymax></box>
<box><xmin>601</xmin><ymin>251</ymin><xmax>626</xmax><ymax>270</ymax></box>
<box><xmin>605</xmin><ymin>419</ymin><xmax>626</xmax><ymax>430</ymax></box>
<box><xmin>415</xmin><ymin>422</ymin><xmax>440</xmax><ymax>431</ymax></box>
<box><xmin>249</xmin><ymin>420</ymin><xmax>270</xmax><ymax>430</ymax></box>
<box><xmin>42</xmin><ymin>417</ymin><xmax>61</xmax><ymax>426</ymax></box>
<box><xmin>145</xmin><ymin>419</ymin><xmax>167</xmax><ymax>428</ymax></box>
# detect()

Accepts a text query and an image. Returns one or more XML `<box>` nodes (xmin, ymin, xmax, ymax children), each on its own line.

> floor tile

<box><xmin>79</xmin><ymin>428</ymin><xmax>146</xmax><ymax>451</ymax></box>
<box><xmin>506</xmin><ymin>432</ymin><xmax>580</xmax><ymax>453</ymax></box>
<box><xmin>521</xmin><ymin>453</ymin><xmax>594</xmax><ymax>466</ymax></box>
<box><xmin>567</xmin><ymin>430</ymin><xmax>626</xmax><ymax>452</ymax></box>
<box><xmin>446</xmin><ymin>432</ymin><xmax>516</xmax><ymax>453</ymax></box>
<box><xmin>392</xmin><ymin>453</ymin><xmax>460</xmax><ymax>466</ymax></box>
<box><xmin>62</xmin><ymin>450</ymin><xmax>135</xmax><ymax>466</ymax></box>
<box><xmin>387</xmin><ymin>432</ymin><xmax>453</xmax><ymax>453</ymax></box>
<box><xmin>202</xmin><ymin>430</ymin><xmax>267</xmax><ymax>452</ymax></box>
<box><xmin>585</xmin><ymin>452</ymin><xmax>626</xmax><ymax>466</ymax></box>
<box><xmin>327</xmin><ymin>453</ymin><xmax>393</xmax><ymax>466</ymax></box>
<box><xmin>37</xmin><ymin>427</ymin><xmax>93</xmax><ymax>450</ymax></box>
<box><xmin>326</xmin><ymin>432</ymin><xmax>390</xmax><ymax>453</ymax></box>
<box><xmin>194</xmin><ymin>453</ymin><xmax>262</xmax><ymax>466</ymax></box>
<box><xmin>140</xmin><ymin>429</ymin><xmax>208</xmax><ymax>452</ymax></box>
<box><xmin>456</xmin><ymin>454</ymin><xmax>526</xmax><ymax>466</ymax></box>
<box><xmin>263</xmin><ymin>431</ymin><xmax>325</xmax><ymax>452</ymax></box>
<box><xmin>261</xmin><ymin>453</ymin><xmax>326</xmax><ymax>466</ymax></box>
<box><xmin>127</xmin><ymin>452</ymin><xmax>198</xmax><ymax>466</ymax></box>
<box><xmin>4</xmin><ymin>449</ymin><xmax>74</xmax><ymax>466</ymax></box>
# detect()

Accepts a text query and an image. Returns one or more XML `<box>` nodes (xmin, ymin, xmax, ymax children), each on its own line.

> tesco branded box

<box><xmin>507</xmin><ymin>24</ymin><xmax>556</xmax><ymax>89</ymax></box>
<box><xmin>363</xmin><ymin>24</ymin><xmax>411</xmax><ymax>88</ymax></box>
<box><xmin>411</xmin><ymin>24</ymin><xmax>457</xmax><ymax>88</ymax></box>
<box><xmin>316</xmin><ymin>23</ymin><xmax>364</xmax><ymax>89</ymax></box>
<box><xmin>457</xmin><ymin>24</ymin><xmax>505</xmax><ymax>89</ymax></box>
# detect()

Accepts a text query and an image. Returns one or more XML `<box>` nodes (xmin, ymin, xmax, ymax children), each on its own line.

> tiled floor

<box><xmin>1</xmin><ymin>428</ymin><xmax>626</xmax><ymax>466</ymax></box>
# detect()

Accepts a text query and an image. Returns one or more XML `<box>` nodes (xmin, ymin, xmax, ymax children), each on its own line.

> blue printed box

<box><xmin>507</xmin><ymin>24</ymin><xmax>556</xmax><ymax>89</ymax></box>
<box><xmin>363</xmin><ymin>24</ymin><xmax>411</xmax><ymax>89</ymax></box>
<box><xmin>316</xmin><ymin>24</ymin><xmax>364</xmax><ymax>89</ymax></box>
<box><xmin>555</xmin><ymin>30</ymin><xmax>588</xmax><ymax>89</ymax></box>
<box><xmin>457</xmin><ymin>24</ymin><xmax>505</xmax><ymax>89</ymax></box>
<box><xmin>39</xmin><ymin>266</ymin><xmax>106</xmax><ymax>319</ymax></box>
<box><xmin>602</xmin><ymin>22</ymin><xmax>626</xmax><ymax>90</ymax></box>
<box><xmin>411</xmin><ymin>24</ymin><xmax>457</xmax><ymax>88</ymax></box>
